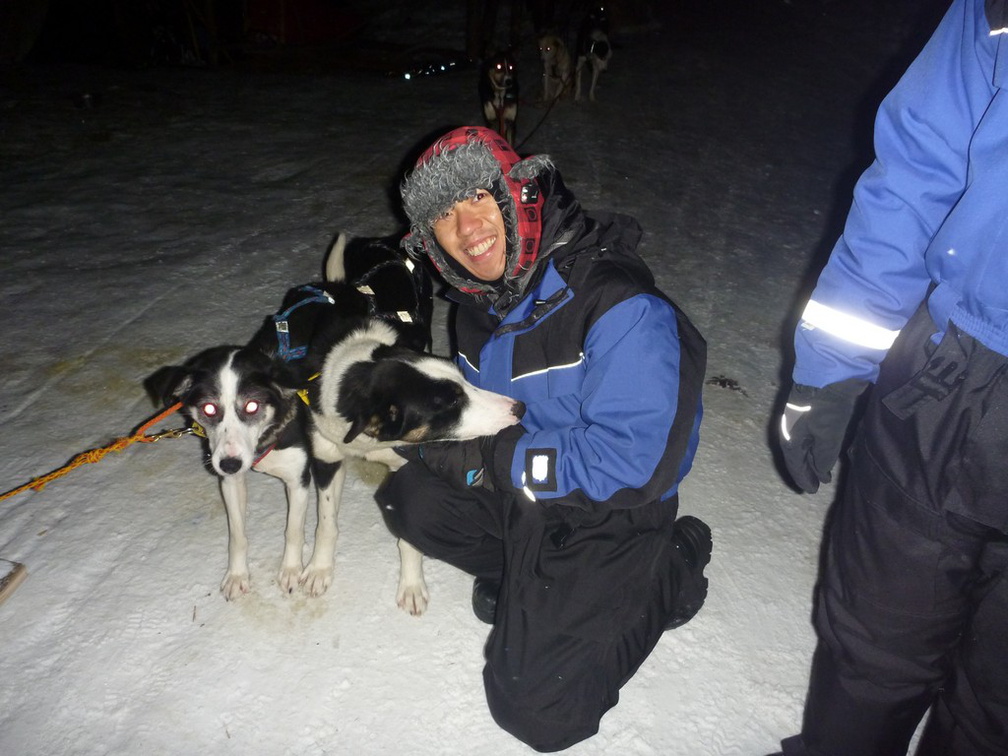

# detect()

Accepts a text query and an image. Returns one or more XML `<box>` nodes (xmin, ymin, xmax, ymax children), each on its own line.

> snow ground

<box><xmin>0</xmin><ymin>1</ymin><xmax>945</xmax><ymax>754</ymax></box>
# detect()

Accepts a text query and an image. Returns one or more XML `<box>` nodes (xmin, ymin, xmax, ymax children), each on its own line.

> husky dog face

<box><xmin>152</xmin><ymin>346</ymin><xmax>292</xmax><ymax>476</ymax></box>
<box><xmin>486</xmin><ymin>51</ymin><xmax>516</xmax><ymax>91</ymax></box>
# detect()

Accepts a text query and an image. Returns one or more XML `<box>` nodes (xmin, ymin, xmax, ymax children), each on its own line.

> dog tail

<box><xmin>325</xmin><ymin>232</ymin><xmax>349</xmax><ymax>283</ymax></box>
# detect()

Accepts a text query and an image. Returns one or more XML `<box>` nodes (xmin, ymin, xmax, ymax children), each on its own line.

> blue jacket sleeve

<box><xmin>794</xmin><ymin>0</ymin><xmax>998</xmax><ymax>387</ymax></box>
<box><xmin>513</xmin><ymin>293</ymin><xmax>697</xmax><ymax>506</ymax></box>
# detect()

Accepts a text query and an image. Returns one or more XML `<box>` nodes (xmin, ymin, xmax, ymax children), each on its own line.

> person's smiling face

<box><xmin>431</xmin><ymin>189</ymin><xmax>507</xmax><ymax>282</ymax></box>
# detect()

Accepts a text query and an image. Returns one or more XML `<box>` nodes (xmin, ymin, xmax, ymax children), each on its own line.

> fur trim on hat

<box><xmin>401</xmin><ymin>141</ymin><xmax>504</xmax><ymax>231</ymax></box>
<box><xmin>508</xmin><ymin>154</ymin><xmax>553</xmax><ymax>183</ymax></box>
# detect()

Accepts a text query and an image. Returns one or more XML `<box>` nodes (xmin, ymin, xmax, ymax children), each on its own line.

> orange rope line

<box><xmin>0</xmin><ymin>402</ymin><xmax>184</xmax><ymax>503</ymax></box>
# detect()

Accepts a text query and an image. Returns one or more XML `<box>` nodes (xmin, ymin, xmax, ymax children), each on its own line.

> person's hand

<box><xmin>779</xmin><ymin>378</ymin><xmax>869</xmax><ymax>493</ymax></box>
<box><xmin>395</xmin><ymin>426</ymin><xmax>524</xmax><ymax>491</ymax></box>
<box><xmin>411</xmin><ymin>438</ymin><xmax>494</xmax><ymax>488</ymax></box>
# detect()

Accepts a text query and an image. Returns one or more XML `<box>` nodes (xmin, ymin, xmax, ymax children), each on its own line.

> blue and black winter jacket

<box><xmin>450</xmin><ymin>173</ymin><xmax>706</xmax><ymax>515</ymax></box>
<box><xmin>794</xmin><ymin>0</ymin><xmax>1008</xmax><ymax>388</ymax></box>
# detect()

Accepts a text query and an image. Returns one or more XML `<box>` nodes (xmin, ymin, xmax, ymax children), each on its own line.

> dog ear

<box><xmin>383</xmin><ymin>403</ymin><xmax>402</xmax><ymax>434</ymax></box>
<box><xmin>342</xmin><ymin>403</ymin><xmax>403</xmax><ymax>444</ymax></box>
<box><xmin>144</xmin><ymin>365</ymin><xmax>193</xmax><ymax>407</ymax></box>
<box><xmin>268</xmin><ymin>360</ymin><xmax>305</xmax><ymax>390</ymax></box>
<box><xmin>342</xmin><ymin>414</ymin><xmax>375</xmax><ymax>444</ymax></box>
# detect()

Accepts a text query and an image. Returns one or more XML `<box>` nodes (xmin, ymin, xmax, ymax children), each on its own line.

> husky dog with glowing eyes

<box><xmin>147</xmin><ymin>234</ymin><xmax>524</xmax><ymax>610</ymax></box>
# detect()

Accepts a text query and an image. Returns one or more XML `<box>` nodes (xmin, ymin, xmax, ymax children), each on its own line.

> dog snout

<box><xmin>511</xmin><ymin>400</ymin><xmax>526</xmax><ymax>419</ymax></box>
<box><xmin>218</xmin><ymin>456</ymin><xmax>243</xmax><ymax>475</ymax></box>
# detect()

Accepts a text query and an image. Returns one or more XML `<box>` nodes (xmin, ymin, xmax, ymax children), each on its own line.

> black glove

<box><xmin>396</xmin><ymin>425</ymin><xmax>524</xmax><ymax>491</ymax></box>
<box><xmin>779</xmin><ymin>378</ymin><xmax>869</xmax><ymax>493</ymax></box>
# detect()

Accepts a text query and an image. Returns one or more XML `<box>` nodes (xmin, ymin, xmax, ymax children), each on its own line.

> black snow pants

<box><xmin>375</xmin><ymin>464</ymin><xmax>693</xmax><ymax>752</ymax></box>
<box><xmin>783</xmin><ymin>307</ymin><xmax>1008</xmax><ymax>756</ymax></box>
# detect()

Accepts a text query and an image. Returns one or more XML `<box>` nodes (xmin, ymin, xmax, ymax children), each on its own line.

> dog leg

<box><xmin>386</xmin><ymin>478</ymin><xmax>428</xmax><ymax>616</ymax></box>
<box><xmin>575</xmin><ymin>59</ymin><xmax>584</xmax><ymax>101</ymax></box>
<box><xmin>252</xmin><ymin>446</ymin><xmax>311</xmax><ymax>594</ymax></box>
<box><xmin>590</xmin><ymin>64</ymin><xmax>600</xmax><ymax>102</ymax></box>
<box><xmin>301</xmin><ymin>459</ymin><xmax>344</xmax><ymax>597</ymax></box>
<box><xmin>365</xmin><ymin>448</ymin><xmax>429</xmax><ymax>615</ymax></box>
<box><xmin>220</xmin><ymin>474</ymin><xmax>251</xmax><ymax>600</ymax></box>
<box><xmin>278</xmin><ymin>475</ymin><xmax>309</xmax><ymax>595</ymax></box>
<box><xmin>396</xmin><ymin>538</ymin><xmax>428</xmax><ymax>616</ymax></box>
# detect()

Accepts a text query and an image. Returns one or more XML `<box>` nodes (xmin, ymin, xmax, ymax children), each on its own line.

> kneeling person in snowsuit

<box><xmin>376</xmin><ymin>126</ymin><xmax>711</xmax><ymax>752</ymax></box>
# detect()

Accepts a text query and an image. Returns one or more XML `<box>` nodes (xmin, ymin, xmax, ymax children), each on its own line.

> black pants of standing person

<box><xmin>782</xmin><ymin>307</ymin><xmax>1008</xmax><ymax>756</ymax></box>
<box><xmin>376</xmin><ymin>464</ymin><xmax>693</xmax><ymax>752</ymax></box>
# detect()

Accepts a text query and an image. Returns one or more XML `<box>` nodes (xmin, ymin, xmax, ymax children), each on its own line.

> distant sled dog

<box><xmin>538</xmin><ymin>32</ymin><xmax>572</xmax><ymax>102</ymax></box>
<box><xmin>575</xmin><ymin>5</ymin><xmax>612</xmax><ymax>102</ymax></box>
<box><xmin>147</xmin><ymin>233</ymin><xmax>525</xmax><ymax>613</ymax></box>
<box><xmin>480</xmin><ymin>49</ymin><xmax>519</xmax><ymax>145</ymax></box>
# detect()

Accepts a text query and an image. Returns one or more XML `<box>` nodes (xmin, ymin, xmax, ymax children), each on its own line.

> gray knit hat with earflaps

<box><xmin>400</xmin><ymin>127</ymin><xmax>553</xmax><ymax>297</ymax></box>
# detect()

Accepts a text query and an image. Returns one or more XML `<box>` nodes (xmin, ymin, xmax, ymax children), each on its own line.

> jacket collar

<box><xmin>493</xmin><ymin>262</ymin><xmax>574</xmax><ymax>336</ymax></box>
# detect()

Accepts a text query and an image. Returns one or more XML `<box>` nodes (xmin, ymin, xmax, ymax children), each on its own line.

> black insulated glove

<box><xmin>396</xmin><ymin>426</ymin><xmax>524</xmax><ymax>491</ymax></box>
<box><xmin>417</xmin><ymin>438</ymin><xmax>494</xmax><ymax>488</ymax></box>
<box><xmin>779</xmin><ymin>378</ymin><xmax>869</xmax><ymax>493</ymax></box>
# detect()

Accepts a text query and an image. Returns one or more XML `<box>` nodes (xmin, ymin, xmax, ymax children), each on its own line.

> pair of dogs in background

<box><xmin>479</xmin><ymin>4</ymin><xmax>612</xmax><ymax>145</ymax></box>
<box><xmin>538</xmin><ymin>2</ymin><xmax>613</xmax><ymax>106</ymax></box>
<box><xmin>148</xmin><ymin>235</ymin><xmax>524</xmax><ymax>614</ymax></box>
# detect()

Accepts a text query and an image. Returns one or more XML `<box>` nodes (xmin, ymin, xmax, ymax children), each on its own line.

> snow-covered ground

<box><xmin>0</xmin><ymin>1</ymin><xmax>945</xmax><ymax>753</ymax></box>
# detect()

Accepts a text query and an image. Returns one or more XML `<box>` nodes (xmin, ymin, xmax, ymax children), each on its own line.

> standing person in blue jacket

<box><xmin>776</xmin><ymin>1</ymin><xmax>1008</xmax><ymax>754</ymax></box>
<box><xmin>376</xmin><ymin>125</ymin><xmax>711</xmax><ymax>752</ymax></box>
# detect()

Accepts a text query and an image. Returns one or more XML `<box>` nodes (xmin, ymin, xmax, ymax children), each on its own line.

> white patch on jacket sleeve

<box><xmin>531</xmin><ymin>454</ymin><xmax>550</xmax><ymax>482</ymax></box>
<box><xmin>524</xmin><ymin>448</ymin><xmax>557</xmax><ymax>492</ymax></box>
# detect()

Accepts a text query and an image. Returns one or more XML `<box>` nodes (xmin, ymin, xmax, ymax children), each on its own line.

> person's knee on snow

<box><xmin>482</xmin><ymin>654</ymin><xmax>608</xmax><ymax>753</ymax></box>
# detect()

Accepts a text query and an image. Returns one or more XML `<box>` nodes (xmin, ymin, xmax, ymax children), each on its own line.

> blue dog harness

<box><xmin>272</xmin><ymin>285</ymin><xmax>336</xmax><ymax>361</ymax></box>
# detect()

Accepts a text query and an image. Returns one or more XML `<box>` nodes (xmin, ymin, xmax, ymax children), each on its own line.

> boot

<box><xmin>665</xmin><ymin>515</ymin><xmax>712</xmax><ymax>630</ymax></box>
<box><xmin>472</xmin><ymin>576</ymin><xmax>500</xmax><ymax>624</ymax></box>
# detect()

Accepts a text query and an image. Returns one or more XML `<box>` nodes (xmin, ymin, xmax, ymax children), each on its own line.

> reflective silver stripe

<box><xmin>780</xmin><ymin>402</ymin><xmax>810</xmax><ymax>442</ymax></box>
<box><xmin>519</xmin><ymin>472</ymin><xmax>536</xmax><ymax>502</ymax></box>
<box><xmin>800</xmin><ymin>300</ymin><xmax>900</xmax><ymax>350</ymax></box>
<box><xmin>512</xmin><ymin>353</ymin><xmax>585</xmax><ymax>382</ymax></box>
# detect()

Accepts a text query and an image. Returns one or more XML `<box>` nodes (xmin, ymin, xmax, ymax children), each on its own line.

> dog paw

<box><xmin>277</xmin><ymin>565</ymin><xmax>301</xmax><ymax>595</ymax></box>
<box><xmin>221</xmin><ymin>572</ymin><xmax>250</xmax><ymax>601</ymax></box>
<box><xmin>299</xmin><ymin>566</ymin><xmax>333</xmax><ymax>597</ymax></box>
<box><xmin>396</xmin><ymin>580</ymin><xmax>430</xmax><ymax>616</ymax></box>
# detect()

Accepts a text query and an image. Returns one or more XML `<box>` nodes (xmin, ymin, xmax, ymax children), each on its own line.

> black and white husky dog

<box><xmin>574</xmin><ymin>4</ymin><xmax>612</xmax><ymax>102</ymax></box>
<box><xmin>147</xmin><ymin>234</ymin><xmax>524</xmax><ymax>613</ymax></box>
